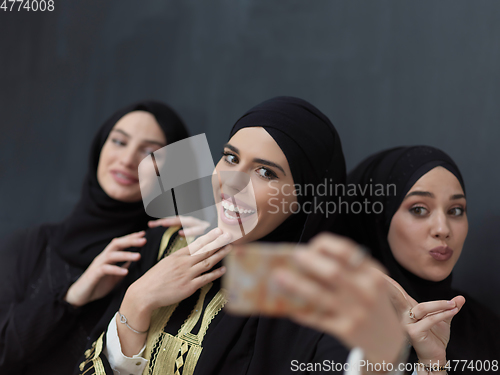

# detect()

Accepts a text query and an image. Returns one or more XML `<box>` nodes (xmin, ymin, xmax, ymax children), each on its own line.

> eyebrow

<box><xmin>223</xmin><ymin>143</ymin><xmax>287</xmax><ymax>176</ymax></box>
<box><xmin>404</xmin><ymin>191</ymin><xmax>434</xmax><ymax>200</ymax></box>
<box><xmin>404</xmin><ymin>191</ymin><xmax>466</xmax><ymax>201</ymax></box>
<box><xmin>112</xmin><ymin>129</ymin><xmax>166</xmax><ymax>147</ymax></box>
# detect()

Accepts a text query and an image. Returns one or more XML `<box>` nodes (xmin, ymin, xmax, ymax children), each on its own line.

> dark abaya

<box><xmin>77</xmin><ymin>97</ymin><xmax>350</xmax><ymax>375</ymax></box>
<box><xmin>0</xmin><ymin>100</ymin><xmax>189</xmax><ymax>374</ymax></box>
<box><xmin>340</xmin><ymin>146</ymin><xmax>500</xmax><ymax>374</ymax></box>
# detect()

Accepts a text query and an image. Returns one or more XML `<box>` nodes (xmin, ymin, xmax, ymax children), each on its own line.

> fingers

<box><xmin>105</xmin><ymin>251</ymin><xmax>141</xmax><ymax>264</ymax></box>
<box><xmin>273</xmin><ymin>267</ymin><xmax>337</xmax><ymax>314</ymax></box>
<box><xmin>148</xmin><ymin>216</ymin><xmax>210</xmax><ymax>235</ymax></box>
<box><xmin>191</xmin><ymin>245</ymin><xmax>233</xmax><ymax>275</ymax></box>
<box><xmin>383</xmin><ymin>275</ymin><xmax>413</xmax><ymax>315</ymax></box>
<box><xmin>100</xmin><ymin>264</ymin><xmax>129</xmax><ymax>276</ymax></box>
<box><xmin>148</xmin><ymin>217</ymin><xmax>182</xmax><ymax>228</ymax></box>
<box><xmin>451</xmin><ymin>295</ymin><xmax>466</xmax><ymax>311</ymax></box>
<box><xmin>412</xmin><ymin>308</ymin><xmax>459</xmax><ymax>332</ymax></box>
<box><xmin>292</xmin><ymin>241</ymin><xmax>386</xmax><ymax>312</ymax></box>
<box><xmin>106</xmin><ymin>232</ymin><xmax>146</xmax><ymax>252</ymax></box>
<box><xmin>309</xmin><ymin>233</ymin><xmax>366</xmax><ymax>268</ymax></box>
<box><xmin>192</xmin><ymin>266</ymin><xmax>227</xmax><ymax>289</ymax></box>
<box><xmin>292</xmin><ymin>248</ymin><xmax>346</xmax><ymax>289</ymax></box>
<box><xmin>189</xmin><ymin>230</ymin><xmax>232</xmax><ymax>256</ymax></box>
<box><xmin>411</xmin><ymin>300</ymin><xmax>457</xmax><ymax>320</ymax></box>
<box><xmin>179</xmin><ymin>222</ymin><xmax>211</xmax><ymax>237</ymax></box>
<box><xmin>187</xmin><ymin>228</ymin><xmax>224</xmax><ymax>254</ymax></box>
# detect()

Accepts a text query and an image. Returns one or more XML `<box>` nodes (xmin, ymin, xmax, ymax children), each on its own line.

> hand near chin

<box><xmin>148</xmin><ymin>215</ymin><xmax>210</xmax><ymax>237</ymax></box>
<box><xmin>272</xmin><ymin>233</ymin><xmax>407</xmax><ymax>368</ymax></box>
<box><xmin>126</xmin><ymin>227</ymin><xmax>233</xmax><ymax>313</ymax></box>
<box><xmin>64</xmin><ymin>231</ymin><xmax>146</xmax><ymax>307</ymax></box>
<box><xmin>383</xmin><ymin>274</ymin><xmax>466</xmax><ymax>367</ymax></box>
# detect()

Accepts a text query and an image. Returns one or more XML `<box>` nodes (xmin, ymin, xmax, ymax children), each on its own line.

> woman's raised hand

<box><xmin>272</xmin><ymin>233</ymin><xmax>407</xmax><ymax>369</ymax></box>
<box><xmin>117</xmin><ymin>227</ymin><xmax>232</xmax><ymax>357</ymax></box>
<box><xmin>64</xmin><ymin>231</ymin><xmax>146</xmax><ymax>307</ymax></box>
<box><xmin>384</xmin><ymin>275</ymin><xmax>465</xmax><ymax>371</ymax></box>
<box><xmin>148</xmin><ymin>215</ymin><xmax>210</xmax><ymax>237</ymax></box>
<box><xmin>128</xmin><ymin>227</ymin><xmax>232</xmax><ymax>311</ymax></box>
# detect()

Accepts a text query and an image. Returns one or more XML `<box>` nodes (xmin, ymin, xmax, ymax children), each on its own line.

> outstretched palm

<box><xmin>383</xmin><ymin>274</ymin><xmax>466</xmax><ymax>364</ymax></box>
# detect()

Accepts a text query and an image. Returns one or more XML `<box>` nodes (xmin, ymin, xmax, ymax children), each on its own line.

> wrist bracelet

<box><xmin>117</xmin><ymin>311</ymin><xmax>149</xmax><ymax>334</ymax></box>
<box><xmin>417</xmin><ymin>359</ymin><xmax>450</xmax><ymax>373</ymax></box>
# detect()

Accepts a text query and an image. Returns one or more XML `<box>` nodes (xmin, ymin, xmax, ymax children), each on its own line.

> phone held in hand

<box><xmin>223</xmin><ymin>242</ymin><xmax>312</xmax><ymax>317</ymax></box>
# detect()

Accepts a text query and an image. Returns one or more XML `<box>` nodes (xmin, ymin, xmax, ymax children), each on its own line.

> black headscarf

<box><xmin>229</xmin><ymin>96</ymin><xmax>346</xmax><ymax>243</ymax></box>
<box><xmin>341</xmin><ymin>145</ymin><xmax>500</xmax><ymax>368</ymax></box>
<box><xmin>55</xmin><ymin>100</ymin><xmax>189</xmax><ymax>268</ymax></box>
<box><xmin>0</xmin><ymin>101</ymin><xmax>189</xmax><ymax>374</ymax></box>
<box><xmin>76</xmin><ymin>97</ymin><xmax>350</xmax><ymax>375</ymax></box>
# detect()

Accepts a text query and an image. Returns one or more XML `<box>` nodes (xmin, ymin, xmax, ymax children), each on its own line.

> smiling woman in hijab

<box><xmin>0</xmin><ymin>100</ymin><xmax>189</xmax><ymax>374</ymax></box>
<box><xmin>339</xmin><ymin>146</ymin><xmax>500</xmax><ymax>373</ymax></box>
<box><xmin>75</xmin><ymin>97</ymin><xmax>350</xmax><ymax>375</ymax></box>
<box><xmin>76</xmin><ymin>97</ymin><xmax>409</xmax><ymax>375</ymax></box>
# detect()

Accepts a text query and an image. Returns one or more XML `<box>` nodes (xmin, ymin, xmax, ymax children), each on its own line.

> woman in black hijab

<box><xmin>340</xmin><ymin>146</ymin><xmax>500</xmax><ymax>373</ymax></box>
<box><xmin>0</xmin><ymin>100</ymin><xmax>189</xmax><ymax>374</ymax></box>
<box><xmin>76</xmin><ymin>96</ymin><xmax>359</xmax><ymax>375</ymax></box>
<box><xmin>56</xmin><ymin>100</ymin><xmax>189</xmax><ymax>269</ymax></box>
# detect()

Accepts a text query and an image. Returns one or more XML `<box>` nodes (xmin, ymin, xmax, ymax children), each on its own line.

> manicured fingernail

<box><xmin>447</xmin><ymin>300</ymin><xmax>456</xmax><ymax>306</ymax></box>
<box><xmin>220</xmin><ymin>266</ymin><xmax>226</xmax><ymax>273</ymax></box>
<box><xmin>214</xmin><ymin>228</ymin><xmax>222</xmax><ymax>235</ymax></box>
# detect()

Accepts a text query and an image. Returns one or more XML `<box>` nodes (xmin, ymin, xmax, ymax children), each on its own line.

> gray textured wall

<box><xmin>1</xmin><ymin>1</ymin><xmax>499</xmax><ymax>311</ymax></box>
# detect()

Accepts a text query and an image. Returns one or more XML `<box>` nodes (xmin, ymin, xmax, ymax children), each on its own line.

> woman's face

<box><xmin>214</xmin><ymin>127</ymin><xmax>297</xmax><ymax>245</ymax></box>
<box><xmin>387</xmin><ymin>166</ymin><xmax>468</xmax><ymax>281</ymax></box>
<box><xmin>97</xmin><ymin>111</ymin><xmax>166</xmax><ymax>202</ymax></box>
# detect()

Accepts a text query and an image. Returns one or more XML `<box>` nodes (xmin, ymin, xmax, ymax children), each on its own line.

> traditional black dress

<box><xmin>76</xmin><ymin>97</ymin><xmax>351</xmax><ymax>375</ymax></box>
<box><xmin>0</xmin><ymin>100</ymin><xmax>189</xmax><ymax>374</ymax></box>
<box><xmin>339</xmin><ymin>146</ymin><xmax>500</xmax><ymax>375</ymax></box>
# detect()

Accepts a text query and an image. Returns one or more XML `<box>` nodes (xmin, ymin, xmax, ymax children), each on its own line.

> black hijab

<box><xmin>229</xmin><ymin>96</ymin><xmax>346</xmax><ymax>243</ymax></box>
<box><xmin>55</xmin><ymin>100</ymin><xmax>189</xmax><ymax>268</ymax></box>
<box><xmin>342</xmin><ymin>145</ymin><xmax>500</xmax><ymax>368</ymax></box>
<box><xmin>76</xmin><ymin>97</ymin><xmax>350</xmax><ymax>375</ymax></box>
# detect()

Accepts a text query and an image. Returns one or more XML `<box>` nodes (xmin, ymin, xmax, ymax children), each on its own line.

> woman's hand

<box><xmin>148</xmin><ymin>215</ymin><xmax>210</xmax><ymax>237</ymax></box>
<box><xmin>272</xmin><ymin>233</ymin><xmax>407</xmax><ymax>369</ymax></box>
<box><xmin>64</xmin><ymin>231</ymin><xmax>146</xmax><ymax>307</ymax></box>
<box><xmin>117</xmin><ymin>227</ymin><xmax>233</xmax><ymax>357</ymax></box>
<box><xmin>384</xmin><ymin>275</ymin><xmax>465</xmax><ymax>371</ymax></box>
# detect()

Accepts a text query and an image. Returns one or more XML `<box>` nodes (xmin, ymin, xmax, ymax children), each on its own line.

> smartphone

<box><xmin>223</xmin><ymin>242</ymin><xmax>313</xmax><ymax>317</ymax></box>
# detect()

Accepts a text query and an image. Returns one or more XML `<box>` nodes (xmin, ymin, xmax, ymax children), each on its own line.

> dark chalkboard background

<box><xmin>1</xmin><ymin>1</ymin><xmax>499</xmax><ymax>312</ymax></box>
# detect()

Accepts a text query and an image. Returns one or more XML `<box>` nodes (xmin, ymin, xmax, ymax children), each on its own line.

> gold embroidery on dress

<box><xmin>143</xmin><ymin>283</ymin><xmax>227</xmax><ymax>375</ymax></box>
<box><xmin>143</xmin><ymin>228</ymin><xmax>229</xmax><ymax>375</ymax></box>
<box><xmin>158</xmin><ymin>225</ymin><xmax>182</xmax><ymax>260</ymax></box>
<box><xmin>78</xmin><ymin>332</ymin><xmax>106</xmax><ymax>375</ymax></box>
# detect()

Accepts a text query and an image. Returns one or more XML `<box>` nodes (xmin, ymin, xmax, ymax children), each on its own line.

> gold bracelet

<box><xmin>417</xmin><ymin>359</ymin><xmax>449</xmax><ymax>373</ymax></box>
<box><xmin>117</xmin><ymin>311</ymin><xmax>149</xmax><ymax>334</ymax></box>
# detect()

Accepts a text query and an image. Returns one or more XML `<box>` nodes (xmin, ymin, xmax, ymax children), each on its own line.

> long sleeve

<box><xmin>103</xmin><ymin>313</ymin><xmax>148</xmax><ymax>375</ymax></box>
<box><xmin>344</xmin><ymin>348</ymin><xmax>409</xmax><ymax>375</ymax></box>
<box><xmin>0</xmin><ymin>238</ymin><xmax>82</xmax><ymax>372</ymax></box>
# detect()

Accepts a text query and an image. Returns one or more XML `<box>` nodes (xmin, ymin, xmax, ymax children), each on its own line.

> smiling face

<box><xmin>387</xmin><ymin>166</ymin><xmax>468</xmax><ymax>281</ymax></box>
<box><xmin>214</xmin><ymin>127</ymin><xmax>297</xmax><ymax>245</ymax></box>
<box><xmin>97</xmin><ymin>111</ymin><xmax>166</xmax><ymax>202</ymax></box>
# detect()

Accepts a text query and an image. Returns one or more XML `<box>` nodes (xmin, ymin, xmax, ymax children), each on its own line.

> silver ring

<box><xmin>409</xmin><ymin>308</ymin><xmax>417</xmax><ymax>320</ymax></box>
